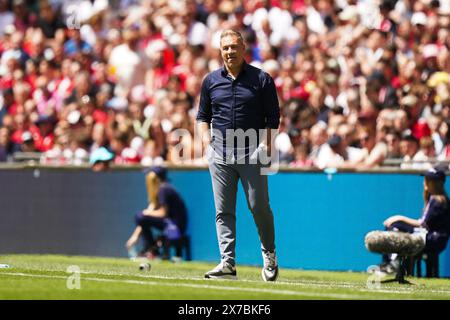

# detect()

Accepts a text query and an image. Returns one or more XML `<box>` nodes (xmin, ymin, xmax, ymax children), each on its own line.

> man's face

<box><xmin>359</xmin><ymin>133</ymin><xmax>374</xmax><ymax>148</ymax></box>
<box><xmin>220</xmin><ymin>35</ymin><xmax>245</xmax><ymax>71</ymax></box>
<box><xmin>385</xmin><ymin>134</ymin><xmax>399</xmax><ymax>152</ymax></box>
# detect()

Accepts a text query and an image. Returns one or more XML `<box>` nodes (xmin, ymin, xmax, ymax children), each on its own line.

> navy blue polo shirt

<box><xmin>196</xmin><ymin>62</ymin><xmax>280</xmax><ymax>160</ymax></box>
<box><xmin>158</xmin><ymin>183</ymin><xmax>188</xmax><ymax>233</ymax></box>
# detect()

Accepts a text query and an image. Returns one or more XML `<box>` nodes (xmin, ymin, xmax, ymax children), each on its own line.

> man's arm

<box><xmin>259</xmin><ymin>127</ymin><xmax>275</xmax><ymax>157</ymax></box>
<box><xmin>196</xmin><ymin>75</ymin><xmax>212</xmax><ymax>155</ymax></box>
<box><xmin>196</xmin><ymin>75</ymin><xmax>212</xmax><ymax>125</ymax></box>
<box><xmin>261</xmin><ymin>74</ymin><xmax>280</xmax><ymax>157</ymax></box>
<box><xmin>198</xmin><ymin>121</ymin><xmax>211</xmax><ymax>146</ymax></box>
<box><xmin>261</xmin><ymin>74</ymin><xmax>280</xmax><ymax>131</ymax></box>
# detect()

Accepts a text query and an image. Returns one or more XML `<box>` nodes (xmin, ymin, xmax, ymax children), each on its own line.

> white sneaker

<box><xmin>262</xmin><ymin>250</ymin><xmax>278</xmax><ymax>282</ymax></box>
<box><xmin>204</xmin><ymin>262</ymin><xmax>237</xmax><ymax>280</ymax></box>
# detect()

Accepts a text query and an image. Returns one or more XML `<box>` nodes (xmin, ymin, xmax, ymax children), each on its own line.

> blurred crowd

<box><xmin>0</xmin><ymin>0</ymin><xmax>449</xmax><ymax>170</ymax></box>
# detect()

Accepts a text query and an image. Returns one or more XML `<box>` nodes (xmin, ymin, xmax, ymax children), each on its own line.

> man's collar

<box><xmin>221</xmin><ymin>60</ymin><xmax>248</xmax><ymax>77</ymax></box>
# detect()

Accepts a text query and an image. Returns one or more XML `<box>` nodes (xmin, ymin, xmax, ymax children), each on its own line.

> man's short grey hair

<box><xmin>220</xmin><ymin>29</ymin><xmax>244</xmax><ymax>45</ymax></box>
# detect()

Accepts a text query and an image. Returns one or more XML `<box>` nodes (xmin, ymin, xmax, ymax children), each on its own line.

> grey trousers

<box><xmin>208</xmin><ymin>161</ymin><xmax>275</xmax><ymax>267</ymax></box>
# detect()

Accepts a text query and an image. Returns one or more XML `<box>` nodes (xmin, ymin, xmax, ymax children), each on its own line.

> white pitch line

<box><xmin>3</xmin><ymin>268</ymin><xmax>450</xmax><ymax>297</ymax></box>
<box><xmin>35</xmin><ymin>268</ymin><xmax>450</xmax><ymax>296</ymax></box>
<box><xmin>0</xmin><ymin>272</ymin><xmax>369</xmax><ymax>300</ymax></box>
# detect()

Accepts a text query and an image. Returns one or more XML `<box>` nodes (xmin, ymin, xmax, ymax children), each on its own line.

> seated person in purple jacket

<box><xmin>126</xmin><ymin>166</ymin><xmax>187</xmax><ymax>259</ymax></box>
<box><xmin>380</xmin><ymin>167</ymin><xmax>450</xmax><ymax>273</ymax></box>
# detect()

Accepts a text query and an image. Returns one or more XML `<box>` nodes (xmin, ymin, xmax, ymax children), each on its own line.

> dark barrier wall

<box><xmin>0</xmin><ymin>167</ymin><xmax>449</xmax><ymax>277</ymax></box>
<box><xmin>0</xmin><ymin>168</ymin><xmax>145</xmax><ymax>257</ymax></box>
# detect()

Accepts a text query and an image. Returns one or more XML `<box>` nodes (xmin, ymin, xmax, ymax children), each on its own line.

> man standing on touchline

<box><xmin>196</xmin><ymin>29</ymin><xmax>280</xmax><ymax>281</ymax></box>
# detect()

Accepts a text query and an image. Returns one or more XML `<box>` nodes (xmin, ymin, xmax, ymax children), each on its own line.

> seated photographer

<box><xmin>380</xmin><ymin>167</ymin><xmax>450</xmax><ymax>274</ymax></box>
<box><xmin>125</xmin><ymin>166</ymin><xmax>188</xmax><ymax>259</ymax></box>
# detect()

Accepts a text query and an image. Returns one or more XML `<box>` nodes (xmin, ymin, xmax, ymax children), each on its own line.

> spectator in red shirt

<box><xmin>31</xmin><ymin>114</ymin><xmax>55</xmax><ymax>152</ymax></box>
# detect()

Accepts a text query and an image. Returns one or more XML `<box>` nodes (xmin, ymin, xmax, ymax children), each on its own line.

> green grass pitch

<box><xmin>0</xmin><ymin>255</ymin><xmax>449</xmax><ymax>300</ymax></box>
